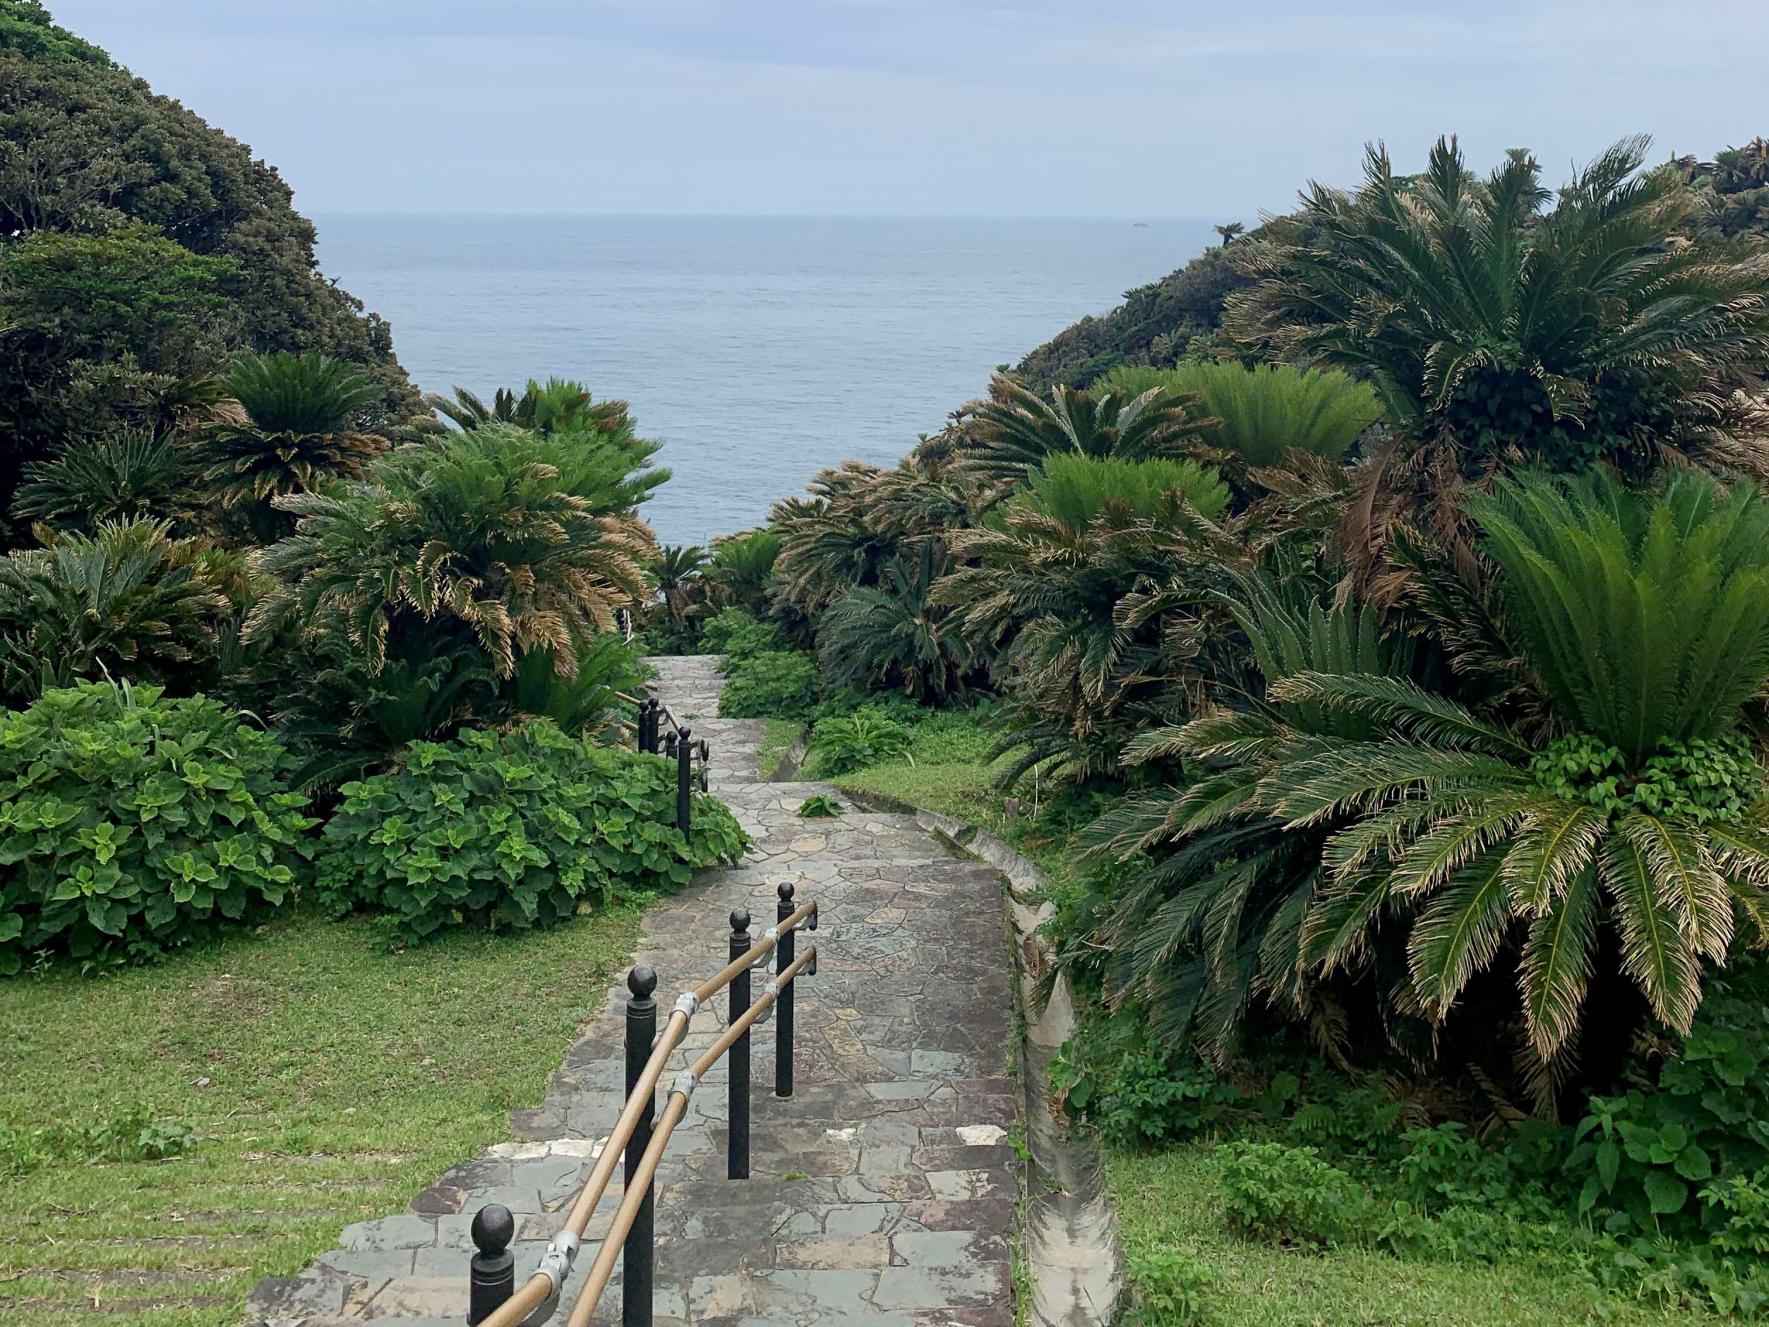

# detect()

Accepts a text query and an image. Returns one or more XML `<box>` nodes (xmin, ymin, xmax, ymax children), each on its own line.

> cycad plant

<box><xmin>1084</xmin><ymin>572</ymin><xmax>1405</xmax><ymax>1060</ymax></box>
<box><xmin>426</xmin><ymin>378</ymin><xmax>630</xmax><ymax>437</ymax></box>
<box><xmin>0</xmin><ymin>520</ymin><xmax>232</xmax><ymax>700</ymax></box>
<box><xmin>13</xmin><ymin>433</ymin><xmax>195</xmax><ymax>531</ymax></box>
<box><xmin>250</xmin><ymin>424</ymin><xmax>654</xmax><ymax>692</ymax></box>
<box><xmin>771</xmin><ymin>463</ymin><xmax>903</xmax><ymax>616</ymax></box>
<box><xmin>818</xmin><ymin>542</ymin><xmax>975</xmax><ymax>704</ymax></box>
<box><xmin>702</xmin><ymin>528</ymin><xmax>782</xmax><ymax>616</ymax></box>
<box><xmin>940</xmin><ymin>454</ymin><xmax>1231</xmax><ymax>784</ymax></box>
<box><xmin>202</xmin><ymin>352</ymin><xmax>387</xmax><ymax>540</ymax></box>
<box><xmin>1108</xmin><ymin>469</ymin><xmax>1769</xmax><ymax>1079</ymax></box>
<box><xmin>955</xmin><ymin>372</ymin><xmax>1221</xmax><ymax>491</ymax></box>
<box><xmin>1224</xmin><ymin>136</ymin><xmax>1769</xmax><ymax>477</ymax></box>
<box><xmin>1099</xmin><ymin>362</ymin><xmax>1382</xmax><ymax>468</ymax></box>
<box><xmin>651</xmin><ymin>544</ymin><xmax>708</xmax><ymax>624</ymax></box>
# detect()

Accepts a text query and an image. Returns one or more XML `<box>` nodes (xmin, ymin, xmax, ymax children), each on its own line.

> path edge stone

<box><xmin>844</xmin><ymin>790</ymin><xmax>1125</xmax><ymax>1327</ymax></box>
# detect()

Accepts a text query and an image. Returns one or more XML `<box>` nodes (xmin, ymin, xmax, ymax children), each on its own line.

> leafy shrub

<box><xmin>1121</xmin><ymin>1246</ymin><xmax>1213</xmax><ymax>1326</ymax></box>
<box><xmin>702</xmin><ymin>606</ymin><xmax>782</xmax><ymax>662</ymax></box>
<box><xmin>1049</xmin><ymin>1014</ymin><xmax>1242</xmax><ymax>1149</ymax></box>
<box><xmin>797</xmin><ymin>795</ymin><xmax>843</xmax><ymax>818</ymax></box>
<box><xmin>0</xmin><ymin>1104</ymin><xmax>194</xmax><ymax>1178</ymax></box>
<box><xmin>1566</xmin><ymin>963</ymin><xmax>1769</xmax><ymax>1236</ymax></box>
<box><xmin>0</xmin><ymin>681</ymin><xmax>314</xmax><ymax>974</ymax></box>
<box><xmin>805</xmin><ymin>708</ymin><xmax>912</xmax><ymax>776</ymax></box>
<box><xmin>317</xmin><ymin>720</ymin><xmax>748</xmax><ymax>942</ymax></box>
<box><xmin>1217</xmin><ymin>1141</ymin><xmax>1378</xmax><ymax>1247</ymax></box>
<box><xmin>718</xmin><ymin>650</ymin><xmax>821</xmax><ymax>719</ymax></box>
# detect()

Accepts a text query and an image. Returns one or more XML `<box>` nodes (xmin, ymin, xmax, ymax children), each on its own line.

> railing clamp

<box><xmin>764</xmin><ymin>979</ymin><xmax>781</xmax><ymax>999</ymax></box>
<box><xmin>673</xmin><ymin>992</ymin><xmax>700</xmax><ymax>1019</ymax></box>
<box><xmin>763</xmin><ymin>926</ymin><xmax>780</xmax><ymax>943</ymax></box>
<box><xmin>673</xmin><ymin>1068</ymin><xmax>699</xmax><ymax>1100</ymax></box>
<box><xmin>523</xmin><ymin>1230</ymin><xmax>580</xmax><ymax>1324</ymax></box>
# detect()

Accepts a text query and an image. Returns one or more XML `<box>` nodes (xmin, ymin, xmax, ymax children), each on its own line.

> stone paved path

<box><xmin>247</xmin><ymin>655</ymin><xmax>1020</xmax><ymax>1326</ymax></box>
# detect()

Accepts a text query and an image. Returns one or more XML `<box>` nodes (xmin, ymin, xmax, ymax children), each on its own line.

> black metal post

<box><xmin>728</xmin><ymin>909</ymin><xmax>752</xmax><ymax>1179</ymax></box>
<box><xmin>663</xmin><ymin>728</ymin><xmax>678</xmax><ymax>760</ymax></box>
<box><xmin>638</xmin><ymin>698</ymin><xmax>655</xmax><ymax>753</ymax></box>
<box><xmin>676</xmin><ymin>726</ymin><xmax>694</xmax><ymax>835</ymax></box>
<box><xmin>467</xmin><ymin>1204</ymin><xmax>515</xmax><ymax>1325</ymax></box>
<box><xmin>775</xmin><ymin>882</ymin><xmax>795</xmax><ymax>1098</ymax></box>
<box><xmin>623</xmin><ymin>966</ymin><xmax>657</xmax><ymax>1327</ymax></box>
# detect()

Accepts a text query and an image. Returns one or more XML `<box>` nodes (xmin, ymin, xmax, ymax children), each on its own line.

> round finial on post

<box><xmin>777</xmin><ymin>881</ymin><xmax>795</xmax><ymax>903</ymax></box>
<box><xmin>471</xmin><ymin>1203</ymin><xmax>515</xmax><ymax>1258</ymax></box>
<box><xmin>627</xmin><ymin>964</ymin><xmax>658</xmax><ymax>1000</ymax></box>
<box><xmin>730</xmin><ymin>907</ymin><xmax>751</xmax><ymax>934</ymax></box>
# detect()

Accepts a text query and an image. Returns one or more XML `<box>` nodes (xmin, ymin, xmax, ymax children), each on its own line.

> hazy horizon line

<box><xmin>306</xmin><ymin>211</ymin><xmax>1234</xmax><ymax>223</ymax></box>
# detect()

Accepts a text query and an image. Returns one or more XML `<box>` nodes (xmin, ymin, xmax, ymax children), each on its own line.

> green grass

<box><xmin>1108</xmin><ymin>1141</ymin><xmax>1712</xmax><ymax>1326</ymax></box>
<box><xmin>0</xmin><ymin>905</ymin><xmax>641</xmax><ymax>1326</ymax></box>
<box><xmin>832</xmin><ymin>707</ymin><xmax>1010</xmax><ymax>825</ymax></box>
<box><xmin>757</xmin><ymin>717</ymin><xmax>805</xmax><ymax>780</ymax></box>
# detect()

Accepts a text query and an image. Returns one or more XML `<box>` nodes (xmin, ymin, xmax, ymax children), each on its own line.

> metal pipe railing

<box><xmin>466</xmin><ymin>884</ymin><xmax>820</xmax><ymax>1327</ymax></box>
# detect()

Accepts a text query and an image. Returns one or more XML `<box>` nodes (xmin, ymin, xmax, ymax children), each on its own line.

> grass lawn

<box><xmin>756</xmin><ymin>717</ymin><xmax>805</xmax><ymax>780</ymax></box>
<box><xmin>832</xmin><ymin>708</ymin><xmax>1013</xmax><ymax>829</ymax></box>
<box><xmin>1108</xmin><ymin>1145</ymin><xmax>1712</xmax><ymax>1326</ymax></box>
<box><xmin>0</xmin><ymin>904</ymin><xmax>641</xmax><ymax>1326</ymax></box>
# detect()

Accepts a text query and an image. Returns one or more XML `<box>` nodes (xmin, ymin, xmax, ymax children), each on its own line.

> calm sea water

<box><xmin>314</xmin><ymin>216</ymin><xmax>1215</xmax><ymax>546</ymax></box>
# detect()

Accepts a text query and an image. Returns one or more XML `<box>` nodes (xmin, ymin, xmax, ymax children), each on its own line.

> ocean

<box><xmin>314</xmin><ymin>216</ymin><xmax>1217</xmax><ymax>546</ymax></box>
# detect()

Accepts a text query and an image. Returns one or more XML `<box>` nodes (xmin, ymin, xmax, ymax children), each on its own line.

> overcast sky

<box><xmin>42</xmin><ymin>0</ymin><xmax>1768</xmax><ymax>219</ymax></box>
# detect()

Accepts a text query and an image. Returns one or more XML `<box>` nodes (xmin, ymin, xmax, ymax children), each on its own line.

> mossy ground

<box><xmin>0</xmin><ymin>905</ymin><xmax>640</xmax><ymax>1326</ymax></box>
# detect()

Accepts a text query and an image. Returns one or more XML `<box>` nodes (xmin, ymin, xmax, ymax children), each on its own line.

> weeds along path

<box><xmin>248</xmin><ymin>653</ymin><xmax>1020</xmax><ymax>1326</ymax></box>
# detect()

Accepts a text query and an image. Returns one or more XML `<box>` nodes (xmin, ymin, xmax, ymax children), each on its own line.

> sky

<box><xmin>41</xmin><ymin>0</ymin><xmax>1769</xmax><ymax>220</ymax></box>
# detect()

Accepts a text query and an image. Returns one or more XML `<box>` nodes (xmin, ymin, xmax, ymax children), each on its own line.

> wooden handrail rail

<box><xmin>562</xmin><ymin>947</ymin><xmax>817</xmax><ymax>1327</ymax></box>
<box><xmin>474</xmin><ymin>903</ymin><xmax>818</xmax><ymax>1327</ymax></box>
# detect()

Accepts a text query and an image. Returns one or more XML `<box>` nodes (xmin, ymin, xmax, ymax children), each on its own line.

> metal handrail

<box><xmin>473</xmin><ymin>899</ymin><xmax>818</xmax><ymax>1327</ymax></box>
<box><xmin>562</xmin><ymin>946</ymin><xmax>817</xmax><ymax>1327</ymax></box>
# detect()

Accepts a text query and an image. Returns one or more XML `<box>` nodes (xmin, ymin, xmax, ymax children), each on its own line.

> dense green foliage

<box><xmin>0</xmin><ymin>4</ymin><xmax>415</xmax><ymax>516</ymax></box>
<box><xmin>0</xmin><ymin>682</ymin><xmax>314</xmax><ymax>973</ymax></box>
<box><xmin>1225</xmin><ymin>137</ymin><xmax>1769</xmax><ymax>478</ymax></box>
<box><xmin>700</xmin><ymin>131</ymin><xmax>1769</xmax><ymax>1320</ymax></box>
<box><xmin>0</xmin><ymin>520</ymin><xmax>237</xmax><ymax>700</ymax></box>
<box><xmin>317</xmin><ymin>722</ymin><xmax>746</xmax><ymax>943</ymax></box>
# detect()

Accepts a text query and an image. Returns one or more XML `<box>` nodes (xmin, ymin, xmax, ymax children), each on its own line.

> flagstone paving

<box><xmin>246</xmin><ymin>654</ymin><xmax>1020</xmax><ymax>1326</ymax></box>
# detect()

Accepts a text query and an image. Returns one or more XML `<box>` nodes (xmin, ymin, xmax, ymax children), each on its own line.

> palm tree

<box><xmin>1214</xmin><ymin>222</ymin><xmax>1245</xmax><ymax>248</ymax></box>
<box><xmin>202</xmin><ymin>352</ymin><xmax>386</xmax><ymax>541</ymax></box>
<box><xmin>955</xmin><ymin>372</ymin><xmax>1221</xmax><ymax>491</ymax></box>
<box><xmin>1224</xmin><ymin>137</ymin><xmax>1769</xmax><ymax>484</ymax></box>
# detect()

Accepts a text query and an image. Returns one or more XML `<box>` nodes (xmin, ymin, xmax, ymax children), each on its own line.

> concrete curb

<box><xmin>843</xmin><ymin>792</ymin><xmax>1124</xmax><ymax>1327</ymax></box>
